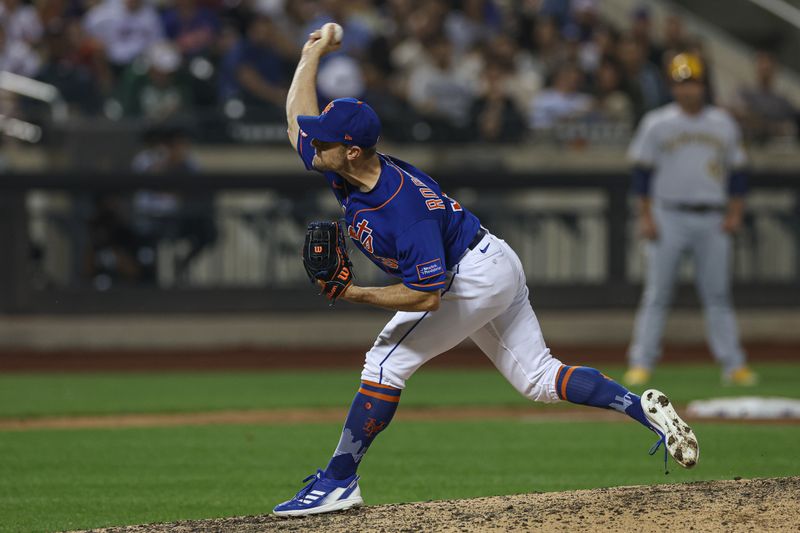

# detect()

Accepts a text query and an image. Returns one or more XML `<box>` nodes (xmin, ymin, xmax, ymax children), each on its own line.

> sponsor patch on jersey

<box><xmin>416</xmin><ymin>258</ymin><xmax>444</xmax><ymax>280</ymax></box>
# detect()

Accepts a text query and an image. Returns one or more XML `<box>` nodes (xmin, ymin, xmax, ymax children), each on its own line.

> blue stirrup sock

<box><xmin>555</xmin><ymin>365</ymin><xmax>655</xmax><ymax>431</ymax></box>
<box><xmin>324</xmin><ymin>381</ymin><xmax>401</xmax><ymax>480</ymax></box>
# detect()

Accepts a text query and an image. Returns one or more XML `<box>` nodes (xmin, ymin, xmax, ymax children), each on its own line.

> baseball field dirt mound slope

<box><xmin>83</xmin><ymin>477</ymin><xmax>799</xmax><ymax>533</ymax></box>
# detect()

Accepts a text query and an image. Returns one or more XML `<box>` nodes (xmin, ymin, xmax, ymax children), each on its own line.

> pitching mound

<box><xmin>86</xmin><ymin>477</ymin><xmax>799</xmax><ymax>533</ymax></box>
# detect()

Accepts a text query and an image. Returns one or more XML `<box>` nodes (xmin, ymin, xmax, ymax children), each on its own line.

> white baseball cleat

<box><xmin>273</xmin><ymin>470</ymin><xmax>363</xmax><ymax>517</ymax></box>
<box><xmin>642</xmin><ymin>389</ymin><xmax>699</xmax><ymax>468</ymax></box>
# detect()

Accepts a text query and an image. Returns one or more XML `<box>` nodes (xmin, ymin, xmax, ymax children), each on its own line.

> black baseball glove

<box><xmin>302</xmin><ymin>220</ymin><xmax>353</xmax><ymax>302</ymax></box>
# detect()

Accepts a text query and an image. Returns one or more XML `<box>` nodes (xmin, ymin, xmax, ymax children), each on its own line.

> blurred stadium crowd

<box><xmin>1</xmin><ymin>0</ymin><xmax>797</xmax><ymax>146</ymax></box>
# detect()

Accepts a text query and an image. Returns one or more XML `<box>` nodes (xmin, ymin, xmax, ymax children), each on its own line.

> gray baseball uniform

<box><xmin>627</xmin><ymin>103</ymin><xmax>747</xmax><ymax>373</ymax></box>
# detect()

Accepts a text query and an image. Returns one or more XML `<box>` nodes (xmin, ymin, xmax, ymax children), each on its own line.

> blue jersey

<box><xmin>297</xmin><ymin>130</ymin><xmax>482</xmax><ymax>292</ymax></box>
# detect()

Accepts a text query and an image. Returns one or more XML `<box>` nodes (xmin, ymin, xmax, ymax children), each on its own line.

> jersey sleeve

<box><xmin>296</xmin><ymin>129</ymin><xmax>316</xmax><ymax>171</ymax></box>
<box><xmin>627</xmin><ymin>113</ymin><xmax>658</xmax><ymax>167</ymax></box>
<box><xmin>396</xmin><ymin>219</ymin><xmax>449</xmax><ymax>292</ymax></box>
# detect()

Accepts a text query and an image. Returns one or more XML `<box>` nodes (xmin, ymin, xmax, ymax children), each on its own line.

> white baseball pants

<box><xmin>361</xmin><ymin>230</ymin><xmax>564</xmax><ymax>403</ymax></box>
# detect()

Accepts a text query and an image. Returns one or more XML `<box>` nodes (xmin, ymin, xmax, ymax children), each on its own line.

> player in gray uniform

<box><xmin>624</xmin><ymin>53</ymin><xmax>757</xmax><ymax>387</ymax></box>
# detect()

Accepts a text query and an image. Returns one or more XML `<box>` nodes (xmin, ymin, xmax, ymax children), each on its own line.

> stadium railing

<box><xmin>0</xmin><ymin>170</ymin><xmax>798</xmax><ymax>314</ymax></box>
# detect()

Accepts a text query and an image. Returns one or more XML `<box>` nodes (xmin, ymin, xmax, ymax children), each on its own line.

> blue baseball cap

<box><xmin>297</xmin><ymin>97</ymin><xmax>381</xmax><ymax>148</ymax></box>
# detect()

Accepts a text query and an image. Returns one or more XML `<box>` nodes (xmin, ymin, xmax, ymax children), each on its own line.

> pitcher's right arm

<box><xmin>286</xmin><ymin>26</ymin><xmax>340</xmax><ymax>149</ymax></box>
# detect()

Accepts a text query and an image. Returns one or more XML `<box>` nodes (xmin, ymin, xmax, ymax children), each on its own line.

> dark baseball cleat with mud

<box><xmin>642</xmin><ymin>389</ymin><xmax>699</xmax><ymax>468</ymax></box>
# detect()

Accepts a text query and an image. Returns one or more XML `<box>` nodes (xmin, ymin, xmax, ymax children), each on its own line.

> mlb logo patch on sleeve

<box><xmin>416</xmin><ymin>258</ymin><xmax>444</xmax><ymax>280</ymax></box>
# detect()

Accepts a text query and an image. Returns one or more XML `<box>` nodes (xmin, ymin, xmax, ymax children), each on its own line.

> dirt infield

<box><xmin>4</xmin><ymin>406</ymin><xmax>799</xmax><ymax>431</ymax></box>
<box><xmin>0</xmin><ymin>406</ymin><xmax>632</xmax><ymax>431</ymax></box>
<box><xmin>1</xmin><ymin>342</ymin><xmax>797</xmax><ymax>372</ymax></box>
<box><xmin>80</xmin><ymin>477</ymin><xmax>799</xmax><ymax>533</ymax></box>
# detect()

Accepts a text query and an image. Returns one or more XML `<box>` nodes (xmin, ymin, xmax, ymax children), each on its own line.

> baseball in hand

<box><xmin>322</xmin><ymin>22</ymin><xmax>343</xmax><ymax>45</ymax></box>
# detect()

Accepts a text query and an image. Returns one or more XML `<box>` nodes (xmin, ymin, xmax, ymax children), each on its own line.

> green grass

<box><xmin>2</xmin><ymin>420</ymin><xmax>799</xmax><ymax>533</ymax></box>
<box><xmin>1</xmin><ymin>363</ymin><xmax>799</xmax><ymax>418</ymax></box>
<box><xmin>1</xmin><ymin>363</ymin><xmax>799</xmax><ymax>531</ymax></box>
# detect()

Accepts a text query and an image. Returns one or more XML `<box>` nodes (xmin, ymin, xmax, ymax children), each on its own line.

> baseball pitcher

<box><xmin>274</xmin><ymin>24</ymin><xmax>700</xmax><ymax>517</ymax></box>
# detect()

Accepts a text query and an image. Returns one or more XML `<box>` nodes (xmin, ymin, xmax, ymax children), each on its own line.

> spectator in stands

<box><xmin>391</xmin><ymin>0</ymin><xmax>448</xmax><ymax>74</ymax></box>
<box><xmin>156</xmin><ymin>126</ymin><xmax>199</xmax><ymax>174</ymax></box>
<box><xmin>529</xmin><ymin>16</ymin><xmax>567</xmax><ymax>80</ymax></box>
<box><xmin>213</xmin><ymin>19</ymin><xmax>242</xmax><ymax>62</ymax></box>
<box><xmin>571</xmin><ymin>0</ymin><xmax>600</xmax><ymax>43</ymax></box>
<box><xmin>132</xmin><ymin>125</ymin><xmax>199</xmax><ymax>174</ymax></box>
<box><xmin>37</xmin><ymin>23</ymin><xmax>103</xmax><ymax>115</ymax></box>
<box><xmin>37</xmin><ymin>0</ymin><xmax>77</xmax><ymax>33</ymax></box>
<box><xmin>537</xmin><ymin>0</ymin><xmax>572</xmax><ymax>28</ymax></box>
<box><xmin>272</xmin><ymin>0</ymin><xmax>317</xmax><ymax>49</ymax></box>
<box><xmin>383</xmin><ymin>0</ymin><xmax>416</xmax><ymax>26</ymax></box>
<box><xmin>215</xmin><ymin>20</ymin><xmax>244</xmax><ymax>101</ymax></box>
<box><xmin>252</xmin><ymin>0</ymin><xmax>304</xmax><ymax>61</ymax></box>
<box><xmin>529</xmin><ymin>61</ymin><xmax>593</xmax><ymax>130</ymax></box>
<box><xmin>0</xmin><ymin>0</ymin><xmax>732</xmax><ymax>148</ymax></box>
<box><xmin>360</xmin><ymin>60</ymin><xmax>419</xmax><ymax>141</ymax></box>
<box><xmin>574</xmin><ymin>18</ymin><xmax>608</xmax><ymax>76</ymax></box>
<box><xmin>130</xmin><ymin>126</ymin><xmax>215</xmax><ymax>284</ymax></box>
<box><xmin>407</xmin><ymin>36</ymin><xmax>477</xmax><ymax>139</ymax></box>
<box><xmin>661</xmin><ymin>14</ymin><xmax>688</xmax><ymax>62</ymax></box>
<box><xmin>513</xmin><ymin>0</ymin><xmax>539</xmax><ymax>51</ymax></box>
<box><xmin>484</xmin><ymin>34</ymin><xmax>542</xmax><ymax>113</ymax></box>
<box><xmin>617</xmin><ymin>34</ymin><xmax>668</xmax><ymax>121</ymax></box>
<box><xmin>160</xmin><ymin>0</ymin><xmax>220</xmax><ymax>58</ymax></box>
<box><xmin>0</xmin><ymin>0</ymin><xmax>43</xmax><ymax>46</ymax></box>
<box><xmin>444</xmin><ymin>0</ymin><xmax>503</xmax><ymax>55</ymax></box>
<box><xmin>591</xmin><ymin>24</ymin><xmax>621</xmax><ymax>66</ymax></box>
<box><xmin>471</xmin><ymin>62</ymin><xmax>527</xmax><ymax>142</ymax></box>
<box><xmin>118</xmin><ymin>42</ymin><xmax>192</xmax><ymax>120</ymax></box>
<box><xmin>83</xmin><ymin>0</ymin><xmax>164</xmax><ymax>76</ymax></box>
<box><xmin>629</xmin><ymin>6</ymin><xmax>663</xmax><ymax>68</ymax></box>
<box><xmin>218</xmin><ymin>14</ymin><xmax>294</xmax><ymax>120</ymax></box>
<box><xmin>733</xmin><ymin>50</ymin><xmax>797</xmax><ymax>143</ymax></box>
<box><xmin>591</xmin><ymin>58</ymin><xmax>633</xmax><ymax>123</ymax></box>
<box><xmin>364</xmin><ymin>33</ymin><xmax>394</xmax><ymax>79</ymax></box>
<box><xmin>0</xmin><ymin>20</ymin><xmax>40</xmax><ymax>77</ymax></box>
<box><xmin>564</xmin><ymin>9</ymin><xmax>608</xmax><ymax>77</ymax></box>
<box><xmin>62</xmin><ymin>17</ymin><xmax>116</xmax><ymax>95</ymax></box>
<box><xmin>561</xmin><ymin>23</ymin><xmax>584</xmax><ymax>70</ymax></box>
<box><xmin>317</xmin><ymin>54</ymin><xmax>365</xmax><ymax>101</ymax></box>
<box><xmin>85</xmin><ymin>194</ymin><xmax>147</xmax><ymax>288</ymax></box>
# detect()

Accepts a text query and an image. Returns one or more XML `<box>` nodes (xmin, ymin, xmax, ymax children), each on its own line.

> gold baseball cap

<box><xmin>669</xmin><ymin>53</ymin><xmax>704</xmax><ymax>82</ymax></box>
